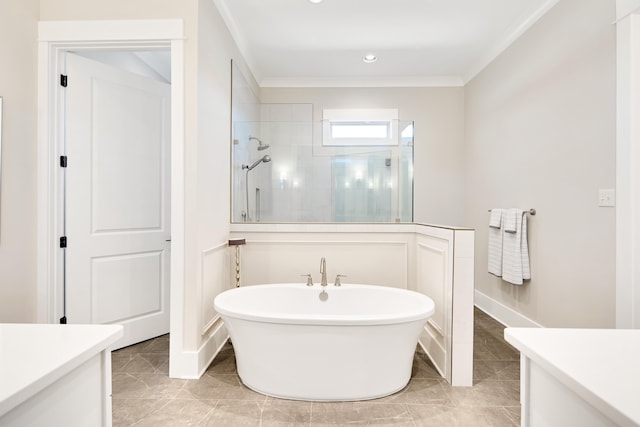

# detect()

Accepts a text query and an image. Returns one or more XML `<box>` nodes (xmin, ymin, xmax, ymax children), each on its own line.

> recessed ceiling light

<box><xmin>362</xmin><ymin>54</ymin><xmax>377</xmax><ymax>63</ymax></box>
<box><xmin>308</xmin><ymin>0</ymin><xmax>323</xmax><ymax>3</ymax></box>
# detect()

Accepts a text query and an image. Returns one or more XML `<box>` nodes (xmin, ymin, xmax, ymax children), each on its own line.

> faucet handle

<box><xmin>301</xmin><ymin>274</ymin><xmax>314</xmax><ymax>286</ymax></box>
<box><xmin>334</xmin><ymin>274</ymin><xmax>347</xmax><ymax>286</ymax></box>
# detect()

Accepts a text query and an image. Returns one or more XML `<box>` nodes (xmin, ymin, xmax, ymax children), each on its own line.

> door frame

<box><xmin>36</xmin><ymin>20</ymin><xmax>186</xmax><ymax>371</ymax></box>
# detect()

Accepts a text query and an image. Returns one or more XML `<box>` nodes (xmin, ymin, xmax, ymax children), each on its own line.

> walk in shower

<box><xmin>232</xmin><ymin>114</ymin><xmax>413</xmax><ymax>223</ymax></box>
<box><xmin>231</xmin><ymin>63</ymin><xmax>413</xmax><ymax>223</ymax></box>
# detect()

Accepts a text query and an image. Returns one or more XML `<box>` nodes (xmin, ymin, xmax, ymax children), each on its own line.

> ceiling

<box><xmin>213</xmin><ymin>0</ymin><xmax>558</xmax><ymax>87</ymax></box>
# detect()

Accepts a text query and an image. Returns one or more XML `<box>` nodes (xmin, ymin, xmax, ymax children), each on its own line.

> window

<box><xmin>323</xmin><ymin>108</ymin><xmax>398</xmax><ymax>146</ymax></box>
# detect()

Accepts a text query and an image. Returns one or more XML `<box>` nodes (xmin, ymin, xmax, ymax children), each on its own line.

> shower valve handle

<box><xmin>301</xmin><ymin>274</ymin><xmax>314</xmax><ymax>286</ymax></box>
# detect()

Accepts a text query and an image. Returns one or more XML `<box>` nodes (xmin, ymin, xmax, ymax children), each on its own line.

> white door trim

<box><xmin>616</xmin><ymin>11</ymin><xmax>640</xmax><ymax>329</ymax></box>
<box><xmin>36</xmin><ymin>20</ymin><xmax>187</xmax><ymax>375</ymax></box>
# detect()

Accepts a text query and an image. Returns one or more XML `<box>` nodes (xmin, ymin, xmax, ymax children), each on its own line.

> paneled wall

<box><xmin>200</xmin><ymin>242</ymin><xmax>231</xmax><ymax>335</ymax></box>
<box><xmin>239</xmin><ymin>234</ymin><xmax>410</xmax><ymax>288</ymax></box>
<box><xmin>413</xmin><ymin>226</ymin><xmax>474</xmax><ymax>386</ymax></box>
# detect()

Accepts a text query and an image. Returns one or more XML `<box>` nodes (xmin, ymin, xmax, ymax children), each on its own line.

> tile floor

<box><xmin>112</xmin><ymin>308</ymin><xmax>521</xmax><ymax>426</ymax></box>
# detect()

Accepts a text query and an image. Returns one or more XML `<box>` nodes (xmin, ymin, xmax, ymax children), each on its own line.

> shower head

<box><xmin>242</xmin><ymin>154</ymin><xmax>272</xmax><ymax>171</ymax></box>
<box><xmin>249</xmin><ymin>136</ymin><xmax>270</xmax><ymax>151</ymax></box>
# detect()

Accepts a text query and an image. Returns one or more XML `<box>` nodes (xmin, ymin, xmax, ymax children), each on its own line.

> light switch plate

<box><xmin>598</xmin><ymin>189</ymin><xmax>615</xmax><ymax>207</ymax></box>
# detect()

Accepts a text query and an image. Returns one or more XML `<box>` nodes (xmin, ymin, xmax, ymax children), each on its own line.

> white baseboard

<box><xmin>169</xmin><ymin>322</ymin><xmax>229</xmax><ymax>379</ymax></box>
<box><xmin>474</xmin><ymin>290</ymin><xmax>543</xmax><ymax>328</ymax></box>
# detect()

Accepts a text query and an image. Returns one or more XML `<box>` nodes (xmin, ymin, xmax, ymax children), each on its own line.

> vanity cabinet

<box><xmin>0</xmin><ymin>324</ymin><xmax>123</xmax><ymax>427</ymax></box>
<box><xmin>505</xmin><ymin>328</ymin><xmax>640</xmax><ymax>427</ymax></box>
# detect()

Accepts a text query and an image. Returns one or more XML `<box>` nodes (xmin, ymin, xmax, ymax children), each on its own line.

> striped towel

<box><xmin>502</xmin><ymin>208</ymin><xmax>531</xmax><ymax>285</ymax></box>
<box><xmin>488</xmin><ymin>209</ymin><xmax>504</xmax><ymax>277</ymax></box>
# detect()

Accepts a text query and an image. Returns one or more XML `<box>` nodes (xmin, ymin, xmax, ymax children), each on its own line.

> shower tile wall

<box><xmin>257</xmin><ymin>103</ymin><xmax>332</xmax><ymax>222</ymax></box>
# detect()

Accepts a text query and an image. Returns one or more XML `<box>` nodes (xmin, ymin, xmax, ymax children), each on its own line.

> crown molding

<box><xmin>213</xmin><ymin>0</ymin><xmax>262</xmax><ymax>83</ymax></box>
<box><xmin>213</xmin><ymin>0</ymin><xmax>559</xmax><ymax>89</ymax></box>
<box><xmin>462</xmin><ymin>0</ymin><xmax>559</xmax><ymax>84</ymax></box>
<box><xmin>259</xmin><ymin>75</ymin><xmax>465</xmax><ymax>88</ymax></box>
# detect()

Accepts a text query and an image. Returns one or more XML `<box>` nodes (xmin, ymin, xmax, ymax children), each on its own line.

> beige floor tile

<box><xmin>261</xmin><ymin>399</ymin><xmax>312</xmax><ymax>426</ymax></box>
<box><xmin>133</xmin><ymin>399</ymin><xmax>216</xmax><ymax>426</ymax></box>
<box><xmin>112</xmin><ymin>373</ymin><xmax>187</xmax><ymax>400</ymax></box>
<box><xmin>411</xmin><ymin>348</ymin><xmax>443</xmax><ymax>379</ymax></box>
<box><xmin>112</xmin><ymin>398</ymin><xmax>170</xmax><ymax>426</ymax></box>
<box><xmin>380</xmin><ymin>379</ymin><xmax>452</xmax><ymax>405</ymax></box>
<box><xmin>201</xmin><ymin>400</ymin><xmax>263</xmax><ymax>427</ymax></box>
<box><xmin>447</xmin><ymin>380</ymin><xmax>520</xmax><ymax>408</ymax></box>
<box><xmin>408</xmin><ymin>404</ymin><xmax>519</xmax><ymax>427</ymax></box>
<box><xmin>473</xmin><ymin>360</ymin><xmax>520</xmax><ymax>382</ymax></box>
<box><xmin>310</xmin><ymin>401</ymin><xmax>413</xmax><ymax>426</ymax></box>
<box><xmin>177</xmin><ymin>373</ymin><xmax>267</xmax><ymax>401</ymax></box>
<box><xmin>117</xmin><ymin>353</ymin><xmax>170</xmax><ymax>375</ymax></box>
<box><xmin>205</xmin><ymin>347</ymin><xmax>237</xmax><ymax>375</ymax></box>
<box><xmin>111</xmin><ymin>352</ymin><xmax>135</xmax><ymax>373</ymax></box>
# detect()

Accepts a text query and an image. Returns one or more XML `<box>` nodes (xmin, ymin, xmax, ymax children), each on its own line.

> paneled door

<box><xmin>64</xmin><ymin>53</ymin><xmax>171</xmax><ymax>349</ymax></box>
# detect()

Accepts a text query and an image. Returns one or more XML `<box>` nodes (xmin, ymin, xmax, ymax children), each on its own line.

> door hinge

<box><xmin>59</xmin><ymin>236</ymin><xmax>67</xmax><ymax>248</ymax></box>
<box><xmin>60</xmin><ymin>74</ymin><xmax>68</xmax><ymax>87</ymax></box>
<box><xmin>60</xmin><ymin>156</ymin><xmax>67</xmax><ymax>168</ymax></box>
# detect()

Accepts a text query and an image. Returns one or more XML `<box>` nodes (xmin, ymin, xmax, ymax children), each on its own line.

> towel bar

<box><xmin>488</xmin><ymin>208</ymin><xmax>536</xmax><ymax>215</ymax></box>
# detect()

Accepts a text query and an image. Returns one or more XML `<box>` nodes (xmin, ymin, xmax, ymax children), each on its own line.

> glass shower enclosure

<box><xmin>232</xmin><ymin>105</ymin><xmax>414</xmax><ymax>223</ymax></box>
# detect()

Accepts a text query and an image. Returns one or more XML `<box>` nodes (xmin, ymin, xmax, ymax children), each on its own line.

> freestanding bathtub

<box><xmin>213</xmin><ymin>283</ymin><xmax>435</xmax><ymax>401</ymax></box>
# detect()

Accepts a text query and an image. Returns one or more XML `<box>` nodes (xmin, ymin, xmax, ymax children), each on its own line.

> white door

<box><xmin>64</xmin><ymin>53</ymin><xmax>171</xmax><ymax>349</ymax></box>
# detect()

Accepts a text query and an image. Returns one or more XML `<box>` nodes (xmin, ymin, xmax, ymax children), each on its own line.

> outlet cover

<box><xmin>598</xmin><ymin>189</ymin><xmax>615</xmax><ymax>207</ymax></box>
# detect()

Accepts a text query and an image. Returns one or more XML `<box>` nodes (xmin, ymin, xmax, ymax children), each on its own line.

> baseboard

<box><xmin>169</xmin><ymin>321</ymin><xmax>229</xmax><ymax>379</ymax></box>
<box><xmin>474</xmin><ymin>290</ymin><xmax>543</xmax><ymax>328</ymax></box>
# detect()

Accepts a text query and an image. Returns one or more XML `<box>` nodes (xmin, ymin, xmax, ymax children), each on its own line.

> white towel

<box><xmin>503</xmin><ymin>209</ymin><xmax>518</xmax><ymax>233</ymax></box>
<box><xmin>488</xmin><ymin>209</ymin><xmax>504</xmax><ymax>277</ymax></box>
<box><xmin>489</xmin><ymin>209</ymin><xmax>502</xmax><ymax>229</ymax></box>
<box><xmin>502</xmin><ymin>208</ymin><xmax>531</xmax><ymax>285</ymax></box>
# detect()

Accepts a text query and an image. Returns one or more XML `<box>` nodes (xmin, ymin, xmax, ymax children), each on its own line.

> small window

<box><xmin>323</xmin><ymin>108</ymin><xmax>398</xmax><ymax>146</ymax></box>
<box><xmin>330</xmin><ymin>121</ymin><xmax>390</xmax><ymax>139</ymax></box>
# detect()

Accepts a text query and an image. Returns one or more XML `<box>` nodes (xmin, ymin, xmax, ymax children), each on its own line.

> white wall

<box><xmin>186</xmin><ymin>0</ymin><xmax>257</xmax><ymax>370</ymax></box>
<box><xmin>0</xmin><ymin>0</ymin><xmax>39</xmax><ymax>322</ymax></box>
<box><xmin>260</xmin><ymin>87</ymin><xmax>466</xmax><ymax>226</ymax></box>
<box><xmin>465</xmin><ymin>0</ymin><xmax>617</xmax><ymax>328</ymax></box>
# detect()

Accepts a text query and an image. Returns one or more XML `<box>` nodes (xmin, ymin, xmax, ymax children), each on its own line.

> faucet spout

<box><xmin>320</xmin><ymin>257</ymin><xmax>327</xmax><ymax>287</ymax></box>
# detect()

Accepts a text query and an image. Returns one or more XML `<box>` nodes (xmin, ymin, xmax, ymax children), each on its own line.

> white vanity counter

<box><xmin>0</xmin><ymin>323</ymin><xmax>123</xmax><ymax>426</ymax></box>
<box><xmin>505</xmin><ymin>327</ymin><xmax>640</xmax><ymax>427</ymax></box>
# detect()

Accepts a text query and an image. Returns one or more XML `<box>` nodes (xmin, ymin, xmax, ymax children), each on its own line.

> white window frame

<box><xmin>322</xmin><ymin>108</ymin><xmax>399</xmax><ymax>146</ymax></box>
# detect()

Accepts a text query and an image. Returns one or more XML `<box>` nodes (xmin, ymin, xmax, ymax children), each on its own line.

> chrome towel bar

<box><xmin>488</xmin><ymin>208</ymin><xmax>536</xmax><ymax>215</ymax></box>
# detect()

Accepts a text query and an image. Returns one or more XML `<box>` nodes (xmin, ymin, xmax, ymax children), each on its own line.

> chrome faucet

<box><xmin>320</xmin><ymin>257</ymin><xmax>327</xmax><ymax>287</ymax></box>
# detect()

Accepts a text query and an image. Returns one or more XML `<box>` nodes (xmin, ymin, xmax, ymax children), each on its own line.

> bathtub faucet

<box><xmin>320</xmin><ymin>257</ymin><xmax>327</xmax><ymax>287</ymax></box>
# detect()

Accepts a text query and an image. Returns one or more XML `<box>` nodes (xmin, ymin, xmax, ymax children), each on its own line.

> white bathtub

<box><xmin>213</xmin><ymin>283</ymin><xmax>435</xmax><ymax>401</ymax></box>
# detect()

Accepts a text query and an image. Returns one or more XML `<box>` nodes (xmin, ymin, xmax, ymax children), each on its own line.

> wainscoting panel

<box><xmin>200</xmin><ymin>242</ymin><xmax>230</xmax><ymax>335</ymax></box>
<box><xmin>417</xmin><ymin>242</ymin><xmax>447</xmax><ymax>334</ymax></box>
<box><xmin>240</xmin><ymin>239</ymin><xmax>409</xmax><ymax>289</ymax></box>
<box><xmin>416</xmin><ymin>230</ymin><xmax>454</xmax><ymax>383</ymax></box>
